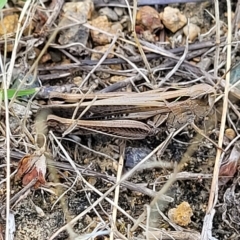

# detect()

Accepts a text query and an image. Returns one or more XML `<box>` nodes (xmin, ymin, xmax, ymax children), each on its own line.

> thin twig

<box><xmin>110</xmin><ymin>142</ymin><xmax>125</xmax><ymax>240</ymax></box>
<box><xmin>132</xmin><ymin>0</ymin><xmax>152</xmax><ymax>84</ymax></box>
<box><xmin>207</xmin><ymin>0</ymin><xmax>232</xmax><ymax>213</ymax></box>
<box><xmin>202</xmin><ymin>0</ymin><xmax>232</xmax><ymax>239</ymax></box>
<box><xmin>79</xmin><ymin>31</ymin><xmax>120</xmax><ymax>88</ymax></box>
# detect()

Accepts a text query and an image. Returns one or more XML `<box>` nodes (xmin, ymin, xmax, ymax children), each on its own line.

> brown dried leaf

<box><xmin>219</xmin><ymin>161</ymin><xmax>238</xmax><ymax>177</ymax></box>
<box><xmin>220</xmin><ymin>142</ymin><xmax>240</xmax><ymax>177</ymax></box>
<box><xmin>15</xmin><ymin>152</ymin><xmax>46</xmax><ymax>188</ymax></box>
<box><xmin>219</xmin><ymin>141</ymin><xmax>240</xmax><ymax>184</ymax></box>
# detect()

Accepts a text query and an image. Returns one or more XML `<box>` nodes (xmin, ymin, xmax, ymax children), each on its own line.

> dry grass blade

<box><xmin>202</xmin><ymin>0</ymin><xmax>232</xmax><ymax>239</ymax></box>
<box><xmin>132</xmin><ymin>0</ymin><xmax>152</xmax><ymax>84</ymax></box>
<box><xmin>79</xmin><ymin>31</ymin><xmax>120</xmax><ymax>88</ymax></box>
<box><xmin>207</xmin><ymin>0</ymin><xmax>232</xmax><ymax>212</ymax></box>
<box><xmin>0</xmin><ymin>8</ymin><xmax>13</xmax><ymax>238</ymax></box>
<box><xmin>110</xmin><ymin>142</ymin><xmax>125</xmax><ymax>240</ymax></box>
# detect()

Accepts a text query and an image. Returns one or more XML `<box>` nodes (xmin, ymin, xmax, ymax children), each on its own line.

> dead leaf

<box><xmin>219</xmin><ymin>141</ymin><xmax>240</xmax><ymax>184</ymax></box>
<box><xmin>15</xmin><ymin>152</ymin><xmax>46</xmax><ymax>188</ymax></box>
<box><xmin>219</xmin><ymin>161</ymin><xmax>238</xmax><ymax>177</ymax></box>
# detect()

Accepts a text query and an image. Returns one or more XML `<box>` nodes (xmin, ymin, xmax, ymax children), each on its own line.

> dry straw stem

<box><xmin>1</xmin><ymin>3</ymin><xmax>36</xmax><ymax>237</ymax></box>
<box><xmin>79</xmin><ymin>31</ymin><xmax>120</xmax><ymax>88</ymax></box>
<box><xmin>132</xmin><ymin>0</ymin><xmax>152</xmax><ymax>84</ymax></box>
<box><xmin>9</xmin><ymin>6</ymin><xmax>67</xmax><ymax>107</ymax></box>
<box><xmin>110</xmin><ymin>142</ymin><xmax>125</xmax><ymax>240</ymax></box>
<box><xmin>113</xmin><ymin>51</ymin><xmax>151</xmax><ymax>84</ymax></box>
<box><xmin>207</xmin><ymin>0</ymin><xmax>232</xmax><ymax>211</ymax></box>
<box><xmin>6</xmin><ymin>0</ymin><xmax>34</xmax><ymax>89</ymax></box>
<box><xmin>0</xmin><ymin>1</ymin><xmax>37</xmax><ymax>236</ymax></box>
<box><xmin>62</xmin><ymin>92</ymin><xmax>99</xmax><ymax>137</ymax></box>
<box><xmin>0</xmin><ymin>52</ymin><xmax>11</xmax><ymax>240</ymax></box>
<box><xmin>160</xmin><ymin>20</ymin><xmax>189</xmax><ymax>86</ymax></box>
<box><xmin>202</xmin><ymin>0</ymin><xmax>232</xmax><ymax>238</ymax></box>
<box><xmin>213</xmin><ymin>0</ymin><xmax>221</xmax><ymax>78</ymax></box>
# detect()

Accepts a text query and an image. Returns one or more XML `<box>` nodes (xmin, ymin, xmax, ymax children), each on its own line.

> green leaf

<box><xmin>0</xmin><ymin>88</ymin><xmax>38</xmax><ymax>99</ymax></box>
<box><xmin>0</xmin><ymin>0</ymin><xmax>7</xmax><ymax>9</ymax></box>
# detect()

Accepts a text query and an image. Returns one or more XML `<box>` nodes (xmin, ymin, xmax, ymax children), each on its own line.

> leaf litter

<box><xmin>0</xmin><ymin>0</ymin><xmax>240</xmax><ymax>239</ymax></box>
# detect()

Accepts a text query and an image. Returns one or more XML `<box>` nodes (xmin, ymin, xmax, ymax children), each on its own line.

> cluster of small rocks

<box><xmin>56</xmin><ymin>0</ymin><xmax>207</xmax><ymax>57</ymax></box>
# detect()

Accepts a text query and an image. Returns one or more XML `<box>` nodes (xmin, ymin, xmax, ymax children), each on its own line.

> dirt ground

<box><xmin>0</xmin><ymin>0</ymin><xmax>240</xmax><ymax>239</ymax></box>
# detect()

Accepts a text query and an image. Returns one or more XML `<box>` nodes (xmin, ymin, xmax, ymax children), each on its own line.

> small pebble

<box><xmin>99</xmin><ymin>7</ymin><xmax>119</xmax><ymax>21</ymax></box>
<box><xmin>91</xmin><ymin>16</ymin><xmax>122</xmax><ymax>45</ymax></box>
<box><xmin>73</xmin><ymin>76</ymin><xmax>83</xmax><ymax>86</ymax></box>
<box><xmin>59</xmin><ymin>1</ymin><xmax>93</xmax><ymax>53</ymax></box>
<box><xmin>225</xmin><ymin>128</ymin><xmax>236</xmax><ymax>141</ymax></box>
<box><xmin>12</xmin><ymin>103</ymin><xmax>32</xmax><ymax>117</ymax></box>
<box><xmin>114</xmin><ymin>7</ymin><xmax>124</xmax><ymax>17</ymax></box>
<box><xmin>183</xmin><ymin>23</ymin><xmax>200</xmax><ymax>42</ymax></box>
<box><xmin>136</xmin><ymin>6</ymin><xmax>163</xmax><ymax>32</ymax></box>
<box><xmin>125</xmin><ymin>146</ymin><xmax>156</xmax><ymax>168</ymax></box>
<box><xmin>160</xmin><ymin>6</ymin><xmax>187</xmax><ymax>33</ymax></box>
<box><xmin>196</xmin><ymin>58</ymin><xmax>212</xmax><ymax>71</ymax></box>
<box><xmin>91</xmin><ymin>44</ymin><xmax>115</xmax><ymax>60</ymax></box>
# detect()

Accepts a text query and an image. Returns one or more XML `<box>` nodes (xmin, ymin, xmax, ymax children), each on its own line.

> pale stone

<box><xmin>114</xmin><ymin>7</ymin><xmax>124</xmax><ymax>17</ymax></box>
<box><xmin>91</xmin><ymin>44</ymin><xmax>115</xmax><ymax>60</ymax></box>
<box><xmin>90</xmin><ymin>16</ymin><xmax>122</xmax><ymax>45</ymax></box>
<box><xmin>183</xmin><ymin>23</ymin><xmax>201</xmax><ymax>41</ymax></box>
<box><xmin>160</xmin><ymin>6</ymin><xmax>187</xmax><ymax>33</ymax></box>
<box><xmin>59</xmin><ymin>0</ymin><xmax>94</xmax><ymax>54</ymax></box>
<box><xmin>99</xmin><ymin>7</ymin><xmax>119</xmax><ymax>21</ymax></box>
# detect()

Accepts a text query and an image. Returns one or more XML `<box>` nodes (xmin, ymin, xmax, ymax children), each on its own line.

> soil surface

<box><xmin>0</xmin><ymin>0</ymin><xmax>240</xmax><ymax>240</ymax></box>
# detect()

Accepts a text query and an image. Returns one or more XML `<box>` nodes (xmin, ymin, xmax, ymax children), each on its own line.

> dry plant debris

<box><xmin>168</xmin><ymin>201</ymin><xmax>193</xmax><ymax>226</ymax></box>
<box><xmin>15</xmin><ymin>151</ymin><xmax>47</xmax><ymax>188</ymax></box>
<box><xmin>0</xmin><ymin>0</ymin><xmax>240</xmax><ymax>239</ymax></box>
